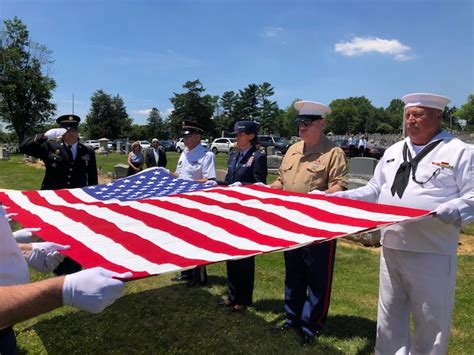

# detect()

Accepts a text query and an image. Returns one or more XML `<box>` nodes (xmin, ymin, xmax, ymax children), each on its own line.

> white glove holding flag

<box><xmin>5</xmin><ymin>212</ymin><xmax>17</xmax><ymax>221</ymax></box>
<box><xmin>203</xmin><ymin>180</ymin><xmax>218</xmax><ymax>187</ymax></box>
<box><xmin>308</xmin><ymin>189</ymin><xmax>327</xmax><ymax>196</ymax></box>
<box><xmin>253</xmin><ymin>182</ymin><xmax>270</xmax><ymax>187</ymax></box>
<box><xmin>63</xmin><ymin>267</ymin><xmax>132</xmax><ymax>313</ymax></box>
<box><xmin>44</xmin><ymin>128</ymin><xmax>67</xmax><ymax>140</ymax></box>
<box><xmin>433</xmin><ymin>202</ymin><xmax>462</xmax><ymax>227</ymax></box>
<box><xmin>155</xmin><ymin>167</ymin><xmax>170</xmax><ymax>175</ymax></box>
<box><xmin>13</xmin><ymin>227</ymin><xmax>41</xmax><ymax>243</ymax></box>
<box><xmin>26</xmin><ymin>242</ymin><xmax>70</xmax><ymax>273</ymax></box>
<box><xmin>326</xmin><ymin>190</ymin><xmax>350</xmax><ymax>199</ymax></box>
<box><xmin>228</xmin><ymin>182</ymin><xmax>242</xmax><ymax>187</ymax></box>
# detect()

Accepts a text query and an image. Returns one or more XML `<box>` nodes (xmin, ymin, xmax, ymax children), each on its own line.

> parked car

<box><xmin>159</xmin><ymin>140</ymin><xmax>176</xmax><ymax>152</ymax></box>
<box><xmin>111</xmin><ymin>139</ymin><xmax>128</xmax><ymax>151</ymax></box>
<box><xmin>139</xmin><ymin>140</ymin><xmax>151</xmax><ymax>150</ymax></box>
<box><xmin>257</xmin><ymin>135</ymin><xmax>290</xmax><ymax>154</ymax></box>
<box><xmin>333</xmin><ymin>139</ymin><xmax>385</xmax><ymax>159</ymax></box>
<box><xmin>175</xmin><ymin>138</ymin><xmax>209</xmax><ymax>153</ymax></box>
<box><xmin>84</xmin><ymin>140</ymin><xmax>100</xmax><ymax>150</ymax></box>
<box><xmin>210</xmin><ymin>137</ymin><xmax>236</xmax><ymax>155</ymax></box>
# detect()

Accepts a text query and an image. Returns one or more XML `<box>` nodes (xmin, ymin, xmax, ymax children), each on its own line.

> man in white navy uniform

<box><xmin>322</xmin><ymin>93</ymin><xmax>474</xmax><ymax>354</ymax></box>
<box><xmin>170</xmin><ymin>119</ymin><xmax>217</xmax><ymax>286</ymax></box>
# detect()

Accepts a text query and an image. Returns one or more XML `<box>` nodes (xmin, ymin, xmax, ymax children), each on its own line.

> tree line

<box><xmin>1</xmin><ymin>17</ymin><xmax>473</xmax><ymax>143</ymax></box>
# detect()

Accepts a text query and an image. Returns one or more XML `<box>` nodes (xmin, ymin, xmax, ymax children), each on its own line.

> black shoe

<box><xmin>271</xmin><ymin>321</ymin><xmax>297</xmax><ymax>332</ymax></box>
<box><xmin>301</xmin><ymin>334</ymin><xmax>315</xmax><ymax>346</ymax></box>
<box><xmin>219</xmin><ymin>300</ymin><xmax>233</xmax><ymax>307</ymax></box>
<box><xmin>170</xmin><ymin>275</ymin><xmax>189</xmax><ymax>282</ymax></box>
<box><xmin>231</xmin><ymin>305</ymin><xmax>246</xmax><ymax>313</ymax></box>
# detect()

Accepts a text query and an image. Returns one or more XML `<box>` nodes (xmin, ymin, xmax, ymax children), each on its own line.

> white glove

<box><xmin>44</xmin><ymin>128</ymin><xmax>67</xmax><ymax>140</ymax></box>
<box><xmin>253</xmin><ymin>182</ymin><xmax>269</xmax><ymax>187</ymax></box>
<box><xmin>13</xmin><ymin>227</ymin><xmax>41</xmax><ymax>243</ymax></box>
<box><xmin>26</xmin><ymin>242</ymin><xmax>70</xmax><ymax>273</ymax></box>
<box><xmin>63</xmin><ymin>267</ymin><xmax>132</xmax><ymax>313</ymax></box>
<box><xmin>433</xmin><ymin>202</ymin><xmax>462</xmax><ymax>227</ymax></box>
<box><xmin>203</xmin><ymin>180</ymin><xmax>218</xmax><ymax>187</ymax></box>
<box><xmin>5</xmin><ymin>212</ymin><xmax>17</xmax><ymax>221</ymax></box>
<box><xmin>327</xmin><ymin>190</ymin><xmax>350</xmax><ymax>198</ymax></box>
<box><xmin>308</xmin><ymin>189</ymin><xmax>327</xmax><ymax>196</ymax></box>
<box><xmin>155</xmin><ymin>167</ymin><xmax>170</xmax><ymax>175</ymax></box>
<box><xmin>228</xmin><ymin>182</ymin><xmax>242</xmax><ymax>187</ymax></box>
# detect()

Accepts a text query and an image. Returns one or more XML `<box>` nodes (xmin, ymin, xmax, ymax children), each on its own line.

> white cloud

<box><xmin>162</xmin><ymin>108</ymin><xmax>174</xmax><ymax>118</ymax></box>
<box><xmin>261</xmin><ymin>26</ymin><xmax>284</xmax><ymax>38</ymax></box>
<box><xmin>335</xmin><ymin>36</ymin><xmax>413</xmax><ymax>61</ymax></box>
<box><xmin>134</xmin><ymin>109</ymin><xmax>152</xmax><ymax>116</ymax></box>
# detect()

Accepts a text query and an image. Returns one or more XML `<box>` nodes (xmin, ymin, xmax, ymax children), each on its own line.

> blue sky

<box><xmin>2</xmin><ymin>0</ymin><xmax>473</xmax><ymax>124</ymax></box>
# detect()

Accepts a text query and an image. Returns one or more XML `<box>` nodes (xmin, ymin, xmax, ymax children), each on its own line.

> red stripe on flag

<box><xmin>57</xmin><ymin>190</ymin><xmax>259</xmax><ymax>257</ymax></box>
<box><xmin>199</xmin><ymin>188</ymin><xmax>390</xmax><ymax>228</ymax></box>
<box><xmin>244</xmin><ymin>185</ymin><xmax>429</xmax><ymax>217</ymax></box>
<box><xmin>0</xmin><ymin>191</ymin><xmax>137</xmax><ymax>276</ymax></box>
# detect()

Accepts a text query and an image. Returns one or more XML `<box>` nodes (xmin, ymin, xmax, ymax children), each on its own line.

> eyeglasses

<box><xmin>296</xmin><ymin>119</ymin><xmax>314</xmax><ymax>128</ymax></box>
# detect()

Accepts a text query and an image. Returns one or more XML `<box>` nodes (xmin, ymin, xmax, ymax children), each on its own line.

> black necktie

<box><xmin>67</xmin><ymin>145</ymin><xmax>74</xmax><ymax>160</ymax></box>
<box><xmin>390</xmin><ymin>139</ymin><xmax>442</xmax><ymax>198</ymax></box>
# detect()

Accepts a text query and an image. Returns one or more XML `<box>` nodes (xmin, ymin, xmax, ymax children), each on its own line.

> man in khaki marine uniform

<box><xmin>270</xmin><ymin>100</ymin><xmax>347</xmax><ymax>346</ymax></box>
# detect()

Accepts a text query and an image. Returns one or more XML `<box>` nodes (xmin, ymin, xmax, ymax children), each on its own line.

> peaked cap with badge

<box><xmin>181</xmin><ymin>119</ymin><xmax>204</xmax><ymax>137</ymax></box>
<box><xmin>294</xmin><ymin>100</ymin><xmax>331</xmax><ymax>124</ymax></box>
<box><xmin>56</xmin><ymin>114</ymin><xmax>81</xmax><ymax>130</ymax></box>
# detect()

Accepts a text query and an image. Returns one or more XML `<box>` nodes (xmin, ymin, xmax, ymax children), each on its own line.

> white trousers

<box><xmin>375</xmin><ymin>247</ymin><xmax>457</xmax><ymax>355</ymax></box>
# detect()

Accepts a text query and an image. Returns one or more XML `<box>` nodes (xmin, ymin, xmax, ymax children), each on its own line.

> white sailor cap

<box><xmin>402</xmin><ymin>93</ymin><xmax>451</xmax><ymax>111</ymax></box>
<box><xmin>293</xmin><ymin>100</ymin><xmax>331</xmax><ymax>120</ymax></box>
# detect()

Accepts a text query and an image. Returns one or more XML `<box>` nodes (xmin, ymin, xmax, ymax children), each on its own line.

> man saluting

<box><xmin>20</xmin><ymin>114</ymin><xmax>98</xmax><ymax>274</ymax></box>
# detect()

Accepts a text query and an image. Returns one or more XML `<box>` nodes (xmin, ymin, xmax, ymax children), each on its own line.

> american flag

<box><xmin>1</xmin><ymin>168</ymin><xmax>429</xmax><ymax>279</ymax></box>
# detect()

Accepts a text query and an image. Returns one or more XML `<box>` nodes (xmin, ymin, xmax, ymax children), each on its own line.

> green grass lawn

<box><xmin>1</xmin><ymin>154</ymin><xmax>472</xmax><ymax>354</ymax></box>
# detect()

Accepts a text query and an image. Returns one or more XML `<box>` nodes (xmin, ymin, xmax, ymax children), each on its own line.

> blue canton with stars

<box><xmin>82</xmin><ymin>168</ymin><xmax>209</xmax><ymax>201</ymax></box>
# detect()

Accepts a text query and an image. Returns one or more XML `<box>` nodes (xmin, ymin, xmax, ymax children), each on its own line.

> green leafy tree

<box><xmin>277</xmin><ymin>100</ymin><xmax>300</xmax><ymax>138</ymax></box>
<box><xmin>84</xmin><ymin>90</ymin><xmax>132</xmax><ymax>139</ymax></box>
<box><xmin>127</xmin><ymin>124</ymin><xmax>148</xmax><ymax>142</ymax></box>
<box><xmin>146</xmin><ymin>107</ymin><xmax>166</xmax><ymax>139</ymax></box>
<box><xmin>454</xmin><ymin>94</ymin><xmax>474</xmax><ymax>131</ymax></box>
<box><xmin>385</xmin><ymin>99</ymin><xmax>405</xmax><ymax>133</ymax></box>
<box><xmin>257</xmin><ymin>82</ymin><xmax>281</xmax><ymax>134</ymax></box>
<box><xmin>443</xmin><ymin>106</ymin><xmax>459</xmax><ymax>131</ymax></box>
<box><xmin>236</xmin><ymin>84</ymin><xmax>259</xmax><ymax>121</ymax></box>
<box><xmin>327</xmin><ymin>96</ymin><xmax>378</xmax><ymax>134</ymax></box>
<box><xmin>0</xmin><ymin>17</ymin><xmax>56</xmax><ymax>142</ymax></box>
<box><xmin>168</xmin><ymin>79</ymin><xmax>216</xmax><ymax>138</ymax></box>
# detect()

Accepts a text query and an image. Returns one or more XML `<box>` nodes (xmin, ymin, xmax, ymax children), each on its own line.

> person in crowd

<box><xmin>220</xmin><ymin>120</ymin><xmax>267</xmax><ymax>312</ymax></box>
<box><xmin>358</xmin><ymin>135</ymin><xmax>368</xmax><ymax>157</ymax></box>
<box><xmin>145</xmin><ymin>138</ymin><xmax>167</xmax><ymax>169</ymax></box>
<box><xmin>348</xmin><ymin>134</ymin><xmax>356</xmax><ymax>158</ymax></box>
<box><xmin>321</xmin><ymin>93</ymin><xmax>474</xmax><ymax>354</ymax></box>
<box><xmin>127</xmin><ymin>141</ymin><xmax>144</xmax><ymax>176</ymax></box>
<box><xmin>269</xmin><ymin>100</ymin><xmax>348</xmax><ymax>345</ymax></box>
<box><xmin>20</xmin><ymin>114</ymin><xmax>98</xmax><ymax>275</ymax></box>
<box><xmin>0</xmin><ymin>205</ymin><xmax>130</xmax><ymax>354</ymax></box>
<box><xmin>170</xmin><ymin>120</ymin><xmax>217</xmax><ymax>287</ymax></box>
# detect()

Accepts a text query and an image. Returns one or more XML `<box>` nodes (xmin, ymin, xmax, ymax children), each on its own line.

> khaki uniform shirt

<box><xmin>277</xmin><ymin>136</ymin><xmax>348</xmax><ymax>193</ymax></box>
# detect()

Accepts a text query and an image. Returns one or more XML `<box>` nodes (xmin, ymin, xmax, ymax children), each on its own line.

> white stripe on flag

<box><xmin>5</xmin><ymin>191</ymin><xmax>178</xmax><ymax>274</ymax></box>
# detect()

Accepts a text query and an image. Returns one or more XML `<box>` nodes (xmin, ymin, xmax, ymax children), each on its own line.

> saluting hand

<box><xmin>44</xmin><ymin>128</ymin><xmax>67</xmax><ymax>140</ymax></box>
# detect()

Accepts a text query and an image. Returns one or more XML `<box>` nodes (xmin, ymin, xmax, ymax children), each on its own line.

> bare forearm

<box><xmin>325</xmin><ymin>184</ymin><xmax>345</xmax><ymax>194</ymax></box>
<box><xmin>0</xmin><ymin>276</ymin><xmax>65</xmax><ymax>329</ymax></box>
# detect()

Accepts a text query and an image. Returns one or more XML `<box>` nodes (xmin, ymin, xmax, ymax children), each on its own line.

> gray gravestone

<box><xmin>349</xmin><ymin>157</ymin><xmax>379</xmax><ymax>177</ymax></box>
<box><xmin>114</xmin><ymin>164</ymin><xmax>129</xmax><ymax>179</ymax></box>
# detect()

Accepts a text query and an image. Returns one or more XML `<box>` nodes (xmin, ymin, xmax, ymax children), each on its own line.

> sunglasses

<box><xmin>296</xmin><ymin>119</ymin><xmax>314</xmax><ymax>128</ymax></box>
